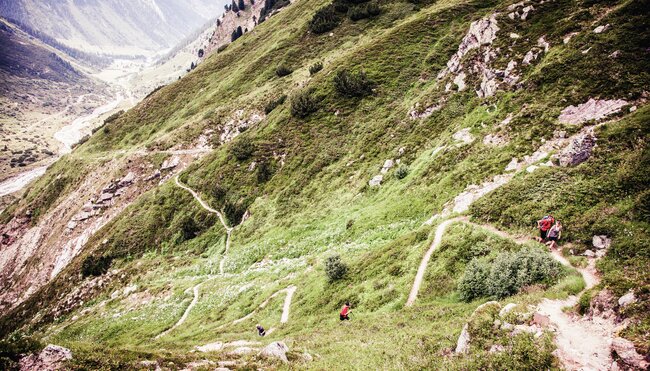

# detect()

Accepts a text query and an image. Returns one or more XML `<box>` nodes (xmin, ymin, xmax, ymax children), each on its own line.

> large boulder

<box><xmin>259</xmin><ymin>341</ymin><xmax>290</xmax><ymax>363</ymax></box>
<box><xmin>558</xmin><ymin>98</ymin><xmax>627</xmax><ymax>125</ymax></box>
<box><xmin>618</xmin><ymin>290</ymin><xmax>637</xmax><ymax>308</ymax></box>
<box><xmin>557</xmin><ymin>128</ymin><xmax>596</xmax><ymax>167</ymax></box>
<box><xmin>592</xmin><ymin>235</ymin><xmax>612</xmax><ymax>249</ymax></box>
<box><xmin>455</xmin><ymin>324</ymin><xmax>471</xmax><ymax>354</ymax></box>
<box><xmin>19</xmin><ymin>344</ymin><xmax>72</xmax><ymax>370</ymax></box>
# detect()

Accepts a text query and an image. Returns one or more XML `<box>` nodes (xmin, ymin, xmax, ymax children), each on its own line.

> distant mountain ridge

<box><xmin>0</xmin><ymin>0</ymin><xmax>229</xmax><ymax>58</ymax></box>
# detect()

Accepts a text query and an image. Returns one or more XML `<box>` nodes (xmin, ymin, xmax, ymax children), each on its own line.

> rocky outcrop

<box><xmin>611</xmin><ymin>337</ymin><xmax>649</xmax><ymax>370</ymax></box>
<box><xmin>259</xmin><ymin>341</ymin><xmax>290</xmax><ymax>363</ymax></box>
<box><xmin>453</xmin><ymin>128</ymin><xmax>475</xmax><ymax>145</ymax></box>
<box><xmin>19</xmin><ymin>344</ymin><xmax>72</xmax><ymax>370</ymax></box>
<box><xmin>220</xmin><ymin>110</ymin><xmax>264</xmax><ymax>143</ymax></box>
<box><xmin>556</xmin><ymin>127</ymin><xmax>596</xmax><ymax>167</ymax></box>
<box><xmin>592</xmin><ymin>235</ymin><xmax>612</xmax><ymax>250</ymax></box>
<box><xmin>558</xmin><ymin>98</ymin><xmax>628</xmax><ymax>125</ymax></box>
<box><xmin>618</xmin><ymin>290</ymin><xmax>637</xmax><ymax>308</ymax></box>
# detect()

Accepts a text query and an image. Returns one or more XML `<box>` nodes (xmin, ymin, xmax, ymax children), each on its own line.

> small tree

<box><xmin>264</xmin><ymin>94</ymin><xmax>286</xmax><ymax>114</ymax></box>
<box><xmin>325</xmin><ymin>255</ymin><xmax>348</xmax><ymax>281</ymax></box>
<box><xmin>333</xmin><ymin>69</ymin><xmax>373</xmax><ymax>97</ymax></box>
<box><xmin>232</xmin><ymin>0</ymin><xmax>239</xmax><ymax>12</ymax></box>
<box><xmin>395</xmin><ymin>164</ymin><xmax>408</xmax><ymax>179</ymax></box>
<box><xmin>290</xmin><ymin>89</ymin><xmax>318</xmax><ymax>118</ymax></box>
<box><xmin>238</xmin><ymin>0</ymin><xmax>246</xmax><ymax>10</ymax></box>
<box><xmin>309</xmin><ymin>61</ymin><xmax>323</xmax><ymax>76</ymax></box>
<box><xmin>231</xmin><ymin>137</ymin><xmax>255</xmax><ymax>160</ymax></box>
<box><xmin>309</xmin><ymin>5</ymin><xmax>341</xmax><ymax>34</ymax></box>
<box><xmin>275</xmin><ymin>64</ymin><xmax>293</xmax><ymax>77</ymax></box>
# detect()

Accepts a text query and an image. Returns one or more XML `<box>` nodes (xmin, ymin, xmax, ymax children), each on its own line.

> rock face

<box><xmin>259</xmin><ymin>341</ymin><xmax>290</xmax><ymax>363</ymax></box>
<box><xmin>19</xmin><ymin>344</ymin><xmax>72</xmax><ymax>370</ymax></box>
<box><xmin>558</xmin><ymin>98</ymin><xmax>628</xmax><ymax>125</ymax></box>
<box><xmin>557</xmin><ymin>128</ymin><xmax>596</xmax><ymax>167</ymax></box>
<box><xmin>439</xmin><ymin>15</ymin><xmax>500</xmax><ymax>78</ymax></box>
<box><xmin>611</xmin><ymin>337</ymin><xmax>649</xmax><ymax>370</ymax></box>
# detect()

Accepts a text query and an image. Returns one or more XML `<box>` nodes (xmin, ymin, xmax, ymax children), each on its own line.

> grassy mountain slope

<box><xmin>1</xmin><ymin>0</ymin><xmax>648</xmax><ymax>369</ymax></box>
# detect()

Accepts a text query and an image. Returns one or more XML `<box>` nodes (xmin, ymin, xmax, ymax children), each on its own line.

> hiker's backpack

<box><xmin>540</xmin><ymin>215</ymin><xmax>554</xmax><ymax>230</ymax></box>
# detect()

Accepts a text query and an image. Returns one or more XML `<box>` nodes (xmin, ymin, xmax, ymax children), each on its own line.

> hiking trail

<box><xmin>155</xmin><ymin>177</ymin><xmax>234</xmax><ymax>338</ymax></box>
<box><xmin>410</xmin><ymin>216</ymin><xmax>613</xmax><ymax>369</ymax></box>
<box><xmin>228</xmin><ymin>285</ymin><xmax>298</xmax><ymax>327</ymax></box>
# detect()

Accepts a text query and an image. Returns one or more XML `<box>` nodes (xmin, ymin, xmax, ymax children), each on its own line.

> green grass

<box><xmin>1</xmin><ymin>0</ymin><xmax>648</xmax><ymax>368</ymax></box>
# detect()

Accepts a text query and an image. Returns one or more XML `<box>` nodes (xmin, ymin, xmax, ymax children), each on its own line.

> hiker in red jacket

<box><xmin>536</xmin><ymin>215</ymin><xmax>555</xmax><ymax>242</ymax></box>
<box><xmin>340</xmin><ymin>302</ymin><xmax>351</xmax><ymax>321</ymax></box>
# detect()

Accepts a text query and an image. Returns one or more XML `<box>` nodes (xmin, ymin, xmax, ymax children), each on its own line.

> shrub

<box><xmin>309</xmin><ymin>5</ymin><xmax>341</xmax><ymax>34</ymax></box>
<box><xmin>347</xmin><ymin>1</ymin><xmax>380</xmax><ymax>21</ymax></box>
<box><xmin>458</xmin><ymin>247</ymin><xmax>564</xmax><ymax>301</ymax></box>
<box><xmin>264</xmin><ymin>95</ymin><xmax>287</xmax><ymax>114</ymax></box>
<box><xmin>395</xmin><ymin>165</ymin><xmax>408</xmax><ymax>179</ymax></box>
<box><xmin>82</xmin><ymin>255</ymin><xmax>113</xmax><ymax>277</ymax></box>
<box><xmin>104</xmin><ymin>110</ymin><xmax>124</xmax><ymax>124</ymax></box>
<box><xmin>290</xmin><ymin>89</ymin><xmax>318</xmax><ymax>118</ymax></box>
<box><xmin>275</xmin><ymin>64</ymin><xmax>293</xmax><ymax>77</ymax></box>
<box><xmin>577</xmin><ymin>289</ymin><xmax>594</xmax><ymax>314</ymax></box>
<box><xmin>325</xmin><ymin>255</ymin><xmax>348</xmax><ymax>281</ymax></box>
<box><xmin>230</xmin><ymin>137</ymin><xmax>255</xmax><ymax>160</ymax></box>
<box><xmin>309</xmin><ymin>61</ymin><xmax>323</xmax><ymax>76</ymax></box>
<box><xmin>333</xmin><ymin>69</ymin><xmax>373</xmax><ymax>97</ymax></box>
<box><xmin>257</xmin><ymin>161</ymin><xmax>273</xmax><ymax>183</ymax></box>
<box><xmin>224</xmin><ymin>200</ymin><xmax>247</xmax><ymax>225</ymax></box>
<box><xmin>458</xmin><ymin>258</ymin><xmax>491</xmax><ymax>301</ymax></box>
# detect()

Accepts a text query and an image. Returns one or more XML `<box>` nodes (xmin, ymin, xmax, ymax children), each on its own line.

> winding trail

<box><xmin>406</xmin><ymin>217</ymin><xmax>466</xmax><ymax>306</ymax></box>
<box><xmin>409</xmin><ymin>216</ymin><xmax>613</xmax><ymax>369</ymax></box>
<box><xmin>155</xmin><ymin>177</ymin><xmax>233</xmax><ymax>338</ymax></box>
<box><xmin>227</xmin><ymin>285</ymin><xmax>298</xmax><ymax>327</ymax></box>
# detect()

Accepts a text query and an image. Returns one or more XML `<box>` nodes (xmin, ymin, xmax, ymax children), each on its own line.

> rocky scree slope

<box><xmin>0</xmin><ymin>0</ymin><xmax>648</xmax><ymax>369</ymax></box>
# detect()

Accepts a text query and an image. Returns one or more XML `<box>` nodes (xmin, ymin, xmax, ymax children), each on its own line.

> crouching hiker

<box><xmin>256</xmin><ymin>324</ymin><xmax>266</xmax><ymax>337</ymax></box>
<box><xmin>536</xmin><ymin>215</ymin><xmax>555</xmax><ymax>242</ymax></box>
<box><xmin>545</xmin><ymin>221</ymin><xmax>562</xmax><ymax>250</ymax></box>
<box><xmin>340</xmin><ymin>301</ymin><xmax>351</xmax><ymax>321</ymax></box>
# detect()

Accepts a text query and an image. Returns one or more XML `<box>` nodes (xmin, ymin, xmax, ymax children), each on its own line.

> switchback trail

<box><xmin>226</xmin><ymin>285</ymin><xmax>298</xmax><ymax>327</ymax></box>
<box><xmin>155</xmin><ymin>177</ymin><xmax>234</xmax><ymax>338</ymax></box>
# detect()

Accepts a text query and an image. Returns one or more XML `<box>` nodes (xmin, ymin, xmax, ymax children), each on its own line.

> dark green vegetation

<box><xmin>1</xmin><ymin>0</ymin><xmax>648</xmax><ymax>368</ymax></box>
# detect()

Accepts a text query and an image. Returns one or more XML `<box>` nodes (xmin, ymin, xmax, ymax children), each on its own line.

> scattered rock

<box><xmin>593</xmin><ymin>24</ymin><xmax>610</xmax><ymax>34</ymax></box>
<box><xmin>19</xmin><ymin>344</ymin><xmax>72</xmax><ymax>371</ymax></box>
<box><xmin>609</xmin><ymin>50</ymin><xmax>621</xmax><ymax>58</ymax></box>
<box><xmin>439</xmin><ymin>15</ymin><xmax>499</xmax><ymax>78</ymax></box>
<box><xmin>489</xmin><ymin>344</ymin><xmax>506</xmax><ymax>353</ymax></box>
<box><xmin>505</xmin><ymin>158</ymin><xmax>519</xmax><ymax>172</ymax></box>
<box><xmin>196</xmin><ymin>341</ymin><xmax>224</xmax><ymax>352</ymax></box>
<box><xmin>259</xmin><ymin>341</ymin><xmax>290</xmax><ymax>363</ymax></box>
<box><xmin>182</xmin><ymin>360</ymin><xmax>216</xmax><ymax>370</ymax></box>
<box><xmin>66</xmin><ymin>221</ymin><xmax>77</xmax><ymax>230</ymax></box>
<box><xmin>583</xmin><ymin>249</ymin><xmax>595</xmax><ymax>258</ymax></box>
<box><xmin>453</xmin><ymin>72</ymin><xmax>467</xmax><ymax>91</ymax></box>
<box><xmin>455</xmin><ymin>323</ymin><xmax>471</xmax><ymax>354</ymax></box>
<box><xmin>99</xmin><ymin>192</ymin><xmax>114</xmax><ymax>202</ymax></box>
<box><xmin>230</xmin><ymin>346</ymin><xmax>256</xmax><ymax>356</ymax></box>
<box><xmin>161</xmin><ymin>156</ymin><xmax>181</xmax><ymax>170</ymax></box>
<box><xmin>522</xmin><ymin>49</ymin><xmax>540</xmax><ymax>65</ymax></box>
<box><xmin>453</xmin><ymin>128</ymin><xmax>474</xmax><ymax>144</ymax></box>
<box><xmin>558</xmin><ymin>98</ymin><xmax>628</xmax><ymax>125</ymax></box>
<box><xmin>509</xmin><ymin>33</ymin><xmax>520</xmax><ymax>39</ymax></box>
<box><xmin>118</xmin><ymin>172</ymin><xmax>135</xmax><ymax>187</ymax></box>
<box><xmin>563</xmin><ymin>32</ymin><xmax>579</xmax><ymax>44</ymax></box>
<box><xmin>556</xmin><ymin>128</ymin><xmax>596</xmax><ymax>167</ymax></box>
<box><xmin>369</xmin><ymin>174</ymin><xmax>383</xmax><ymax>186</ymax></box>
<box><xmin>380</xmin><ymin>159</ymin><xmax>394</xmax><ymax>174</ymax></box>
<box><xmin>499</xmin><ymin>303</ymin><xmax>517</xmax><ymax>318</ymax></box>
<box><xmin>588</xmin><ymin>289</ymin><xmax>616</xmax><ymax>319</ymax></box>
<box><xmin>592</xmin><ymin>235</ymin><xmax>611</xmax><ymax>249</ymax></box>
<box><xmin>483</xmin><ymin>133</ymin><xmax>508</xmax><ymax>147</ymax></box>
<box><xmin>611</xmin><ymin>337</ymin><xmax>649</xmax><ymax>370</ymax></box>
<box><xmin>617</xmin><ymin>290</ymin><xmax>637</xmax><ymax>308</ymax></box>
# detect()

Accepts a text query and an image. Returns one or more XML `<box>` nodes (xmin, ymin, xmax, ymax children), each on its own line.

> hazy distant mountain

<box><xmin>0</xmin><ymin>0</ymin><xmax>228</xmax><ymax>57</ymax></box>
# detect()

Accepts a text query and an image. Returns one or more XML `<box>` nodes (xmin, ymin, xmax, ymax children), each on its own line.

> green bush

<box><xmin>0</xmin><ymin>333</ymin><xmax>42</xmax><ymax>370</ymax></box>
<box><xmin>309</xmin><ymin>5</ymin><xmax>341</xmax><ymax>34</ymax></box>
<box><xmin>325</xmin><ymin>255</ymin><xmax>348</xmax><ymax>281</ymax></box>
<box><xmin>290</xmin><ymin>89</ymin><xmax>318</xmax><ymax>118</ymax></box>
<box><xmin>264</xmin><ymin>95</ymin><xmax>286</xmax><ymax>114</ymax></box>
<box><xmin>347</xmin><ymin>2</ymin><xmax>380</xmax><ymax>21</ymax></box>
<box><xmin>224</xmin><ymin>200</ymin><xmax>247</xmax><ymax>225</ymax></box>
<box><xmin>577</xmin><ymin>289</ymin><xmax>594</xmax><ymax>315</ymax></box>
<box><xmin>230</xmin><ymin>137</ymin><xmax>255</xmax><ymax>160</ymax></box>
<box><xmin>257</xmin><ymin>161</ymin><xmax>273</xmax><ymax>183</ymax></box>
<box><xmin>333</xmin><ymin>69</ymin><xmax>373</xmax><ymax>97</ymax></box>
<box><xmin>458</xmin><ymin>247</ymin><xmax>564</xmax><ymax>301</ymax></box>
<box><xmin>275</xmin><ymin>64</ymin><xmax>293</xmax><ymax>77</ymax></box>
<box><xmin>394</xmin><ymin>165</ymin><xmax>408</xmax><ymax>179</ymax></box>
<box><xmin>309</xmin><ymin>61</ymin><xmax>323</xmax><ymax>76</ymax></box>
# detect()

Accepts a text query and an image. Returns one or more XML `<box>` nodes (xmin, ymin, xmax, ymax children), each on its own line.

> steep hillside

<box><xmin>0</xmin><ymin>0</ymin><xmax>648</xmax><ymax>369</ymax></box>
<box><xmin>0</xmin><ymin>0</ymin><xmax>229</xmax><ymax>57</ymax></box>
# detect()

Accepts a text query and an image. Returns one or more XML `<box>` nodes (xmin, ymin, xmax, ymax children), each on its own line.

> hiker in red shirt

<box><xmin>536</xmin><ymin>215</ymin><xmax>555</xmax><ymax>242</ymax></box>
<box><xmin>340</xmin><ymin>301</ymin><xmax>351</xmax><ymax>321</ymax></box>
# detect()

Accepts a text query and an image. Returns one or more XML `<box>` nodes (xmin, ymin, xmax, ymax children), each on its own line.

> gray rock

<box><xmin>380</xmin><ymin>159</ymin><xmax>394</xmax><ymax>174</ymax></box>
<box><xmin>66</xmin><ymin>221</ymin><xmax>77</xmax><ymax>230</ymax></box>
<box><xmin>618</xmin><ymin>290</ymin><xmax>637</xmax><ymax>308</ymax></box>
<box><xmin>259</xmin><ymin>341</ymin><xmax>290</xmax><ymax>363</ymax></box>
<box><xmin>558</xmin><ymin>98</ymin><xmax>627</xmax><ymax>125</ymax></box>
<box><xmin>455</xmin><ymin>323</ymin><xmax>470</xmax><ymax>354</ymax></box>
<box><xmin>489</xmin><ymin>344</ymin><xmax>505</xmax><ymax>353</ymax></box>
<box><xmin>557</xmin><ymin>129</ymin><xmax>596</xmax><ymax>167</ymax></box>
<box><xmin>74</xmin><ymin>211</ymin><xmax>92</xmax><ymax>221</ymax></box>
<box><xmin>499</xmin><ymin>303</ymin><xmax>517</xmax><ymax>318</ymax></box>
<box><xmin>583</xmin><ymin>249</ymin><xmax>595</xmax><ymax>258</ymax></box>
<box><xmin>118</xmin><ymin>172</ymin><xmax>135</xmax><ymax>187</ymax></box>
<box><xmin>99</xmin><ymin>192</ymin><xmax>114</xmax><ymax>202</ymax></box>
<box><xmin>19</xmin><ymin>344</ymin><xmax>72</xmax><ymax>370</ymax></box>
<box><xmin>161</xmin><ymin>156</ymin><xmax>181</xmax><ymax>170</ymax></box>
<box><xmin>369</xmin><ymin>174</ymin><xmax>383</xmax><ymax>186</ymax></box>
<box><xmin>592</xmin><ymin>235</ymin><xmax>611</xmax><ymax>249</ymax></box>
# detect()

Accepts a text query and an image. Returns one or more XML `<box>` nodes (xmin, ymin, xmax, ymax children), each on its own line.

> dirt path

<box><xmin>228</xmin><ymin>285</ymin><xmax>298</xmax><ymax>327</ymax></box>
<box><xmin>406</xmin><ymin>217</ymin><xmax>466</xmax><ymax>306</ymax></box>
<box><xmin>156</xmin><ymin>178</ymin><xmax>233</xmax><ymax>338</ymax></box>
